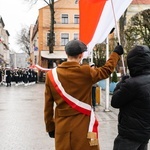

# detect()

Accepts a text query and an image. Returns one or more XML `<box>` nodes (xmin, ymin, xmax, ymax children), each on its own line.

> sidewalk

<box><xmin>95</xmin><ymin>90</ymin><xmax>118</xmax><ymax>150</ymax></box>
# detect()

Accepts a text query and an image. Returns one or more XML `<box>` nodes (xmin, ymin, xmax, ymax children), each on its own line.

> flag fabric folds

<box><xmin>79</xmin><ymin>0</ymin><xmax>132</xmax><ymax>53</ymax></box>
<box><xmin>30</xmin><ymin>64</ymin><xmax>51</xmax><ymax>71</ymax></box>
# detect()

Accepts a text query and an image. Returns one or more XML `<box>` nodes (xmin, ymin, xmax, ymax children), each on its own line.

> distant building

<box><xmin>0</xmin><ymin>16</ymin><xmax>10</xmax><ymax>68</ymax></box>
<box><xmin>127</xmin><ymin>0</ymin><xmax>150</xmax><ymax>22</ymax></box>
<box><xmin>30</xmin><ymin>0</ymin><xmax>79</xmax><ymax>69</ymax></box>
<box><xmin>29</xmin><ymin>23</ymin><xmax>39</xmax><ymax>66</ymax></box>
<box><xmin>10</xmin><ymin>52</ymin><xmax>28</xmax><ymax>69</ymax></box>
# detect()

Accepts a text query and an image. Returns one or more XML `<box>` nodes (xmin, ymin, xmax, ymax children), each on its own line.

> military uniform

<box><xmin>44</xmin><ymin>52</ymin><xmax>120</xmax><ymax>150</ymax></box>
<box><xmin>6</xmin><ymin>69</ymin><xmax>11</xmax><ymax>87</ymax></box>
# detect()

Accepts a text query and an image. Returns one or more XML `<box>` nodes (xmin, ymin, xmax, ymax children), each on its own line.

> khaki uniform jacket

<box><xmin>44</xmin><ymin>52</ymin><xmax>120</xmax><ymax>150</ymax></box>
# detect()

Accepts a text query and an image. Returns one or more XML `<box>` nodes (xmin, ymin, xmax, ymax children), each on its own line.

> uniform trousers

<box><xmin>92</xmin><ymin>86</ymin><xmax>96</xmax><ymax>110</ymax></box>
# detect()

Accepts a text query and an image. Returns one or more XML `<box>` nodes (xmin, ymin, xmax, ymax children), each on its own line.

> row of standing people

<box><xmin>0</xmin><ymin>67</ymin><xmax>38</xmax><ymax>87</ymax></box>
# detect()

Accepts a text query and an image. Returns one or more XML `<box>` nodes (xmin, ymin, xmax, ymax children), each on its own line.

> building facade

<box><xmin>0</xmin><ymin>16</ymin><xmax>10</xmax><ymax>68</ymax></box>
<box><xmin>10</xmin><ymin>52</ymin><xmax>28</xmax><ymax>69</ymax></box>
<box><xmin>30</xmin><ymin>0</ymin><xmax>150</xmax><ymax>70</ymax></box>
<box><xmin>30</xmin><ymin>0</ymin><xmax>79</xmax><ymax>69</ymax></box>
<box><xmin>127</xmin><ymin>0</ymin><xmax>150</xmax><ymax>22</ymax></box>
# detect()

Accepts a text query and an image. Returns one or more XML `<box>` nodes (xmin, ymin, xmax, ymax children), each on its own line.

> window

<box><xmin>61</xmin><ymin>33</ymin><xmax>69</xmax><ymax>46</ymax></box>
<box><xmin>34</xmin><ymin>56</ymin><xmax>37</xmax><ymax>64</ymax></box>
<box><xmin>62</xmin><ymin>14</ymin><xmax>68</xmax><ymax>24</ymax></box>
<box><xmin>75</xmin><ymin>0</ymin><xmax>78</xmax><ymax>4</ymax></box>
<box><xmin>74</xmin><ymin>33</ymin><xmax>79</xmax><ymax>40</ymax></box>
<box><xmin>74</xmin><ymin>14</ymin><xmax>79</xmax><ymax>24</ymax></box>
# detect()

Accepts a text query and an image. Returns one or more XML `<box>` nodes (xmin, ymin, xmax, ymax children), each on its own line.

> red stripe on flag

<box><xmin>79</xmin><ymin>0</ymin><xmax>107</xmax><ymax>45</ymax></box>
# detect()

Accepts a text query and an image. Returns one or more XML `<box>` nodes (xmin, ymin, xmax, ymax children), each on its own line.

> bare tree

<box><xmin>16</xmin><ymin>26</ymin><xmax>30</xmax><ymax>56</ymax></box>
<box><xmin>93</xmin><ymin>43</ymin><xmax>106</xmax><ymax>67</ymax></box>
<box><xmin>124</xmin><ymin>9</ymin><xmax>150</xmax><ymax>52</ymax></box>
<box><xmin>119</xmin><ymin>9</ymin><xmax>128</xmax><ymax>47</ymax></box>
<box><xmin>24</xmin><ymin>0</ymin><xmax>55</xmax><ymax>53</ymax></box>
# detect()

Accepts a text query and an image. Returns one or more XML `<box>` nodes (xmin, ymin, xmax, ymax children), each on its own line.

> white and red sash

<box><xmin>48</xmin><ymin>68</ymin><xmax>99</xmax><ymax>146</ymax></box>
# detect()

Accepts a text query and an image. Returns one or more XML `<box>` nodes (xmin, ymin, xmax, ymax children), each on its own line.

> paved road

<box><xmin>0</xmin><ymin>83</ymin><xmax>54</xmax><ymax>150</ymax></box>
<box><xmin>0</xmin><ymin>83</ymin><xmax>149</xmax><ymax>150</ymax></box>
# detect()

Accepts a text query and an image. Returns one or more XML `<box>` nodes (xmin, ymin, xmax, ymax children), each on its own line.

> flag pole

<box><xmin>111</xmin><ymin>0</ymin><xmax>126</xmax><ymax>75</ymax></box>
<box><xmin>105</xmin><ymin>36</ymin><xmax>110</xmax><ymax>112</ymax></box>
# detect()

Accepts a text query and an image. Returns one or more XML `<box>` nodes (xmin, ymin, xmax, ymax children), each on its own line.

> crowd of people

<box><xmin>0</xmin><ymin>67</ymin><xmax>38</xmax><ymax>87</ymax></box>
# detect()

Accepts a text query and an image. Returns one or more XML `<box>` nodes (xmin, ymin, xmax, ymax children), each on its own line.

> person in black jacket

<box><xmin>111</xmin><ymin>45</ymin><xmax>150</xmax><ymax>150</ymax></box>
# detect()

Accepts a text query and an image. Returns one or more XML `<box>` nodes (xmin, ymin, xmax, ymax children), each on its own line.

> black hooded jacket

<box><xmin>111</xmin><ymin>45</ymin><xmax>150</xmax><ymax>142</ymax></box>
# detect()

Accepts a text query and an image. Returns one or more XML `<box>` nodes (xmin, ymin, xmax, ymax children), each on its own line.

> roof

<box><xmin>41</xmin><ymin>50</ymin><xmax>67</xmax><ymax>59</ymax></box>
<box><xmin>132</xmin><ymin>0</ymin><xmax>150</xmax><ymax>4</ymax></box>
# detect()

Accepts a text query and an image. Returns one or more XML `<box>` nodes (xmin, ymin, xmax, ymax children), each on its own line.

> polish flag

<box><xmin>30</xmin><ymin>64</ymin><xmax>51</xmax><ymax>71</ymax></box>
<box><xmin>79</xmin><ymin>0</ymin><xmax>132</xmax><ymax>52</ymax></box>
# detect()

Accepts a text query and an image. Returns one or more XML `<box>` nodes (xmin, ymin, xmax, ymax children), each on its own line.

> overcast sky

<box><xmin>0</xmin><ymin>0</ymin><xmax>47</xmax><ymax>52</ymax></box>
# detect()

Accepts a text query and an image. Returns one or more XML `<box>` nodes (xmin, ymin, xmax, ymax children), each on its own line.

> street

<box><xmin>0</xmin><ymin>83</ymin><xmax>54</xmax><ymax>150</ymax></box>
<box><xmin>0</xmin><ymin>83</ymin><xmax>149</xmax><ymax>150</ymax></box>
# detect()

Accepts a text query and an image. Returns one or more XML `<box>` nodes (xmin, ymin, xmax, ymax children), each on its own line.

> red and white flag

<box><xmin>79</xmin><ymin>0</ymin><xmax>132</xmax><ymax>52</ymax></box>
<box><xmin>30</xmin><ymin>64</ymin><xmax>51</xmax><ymax>71</ymax></box>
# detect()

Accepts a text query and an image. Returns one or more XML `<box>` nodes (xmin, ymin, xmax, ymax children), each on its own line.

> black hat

<box><xmin>65</xmin><ymin>40</ymin><xmax>87</xmax><ymax>56</ymax></box>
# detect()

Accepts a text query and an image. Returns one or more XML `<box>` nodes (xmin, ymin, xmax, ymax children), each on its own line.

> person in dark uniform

<box><xmin>6</xmin><ymin>68</ymin><xmax>11</xmax><ymax>87</ymax></box>
<box><xmin>0</xmin><ymin>68</ymin><xmax>2</xmax><ymax>85</ymax></box>
<box><xmin>14</xmin><ymin>69</ymin><xmax>19</xmax><ymax>86</ymax></box>
<box><xmin>23</xmin><ymin>69</ymin><xmax>28</xmax><ymax>86</ymax></box>
<box><xmin>90</xmin><ymin>63</ymin><xmax>98</xmax><ymax>111</ymax></box>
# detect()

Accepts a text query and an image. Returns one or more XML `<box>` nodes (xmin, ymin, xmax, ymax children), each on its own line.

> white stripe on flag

<box><xmin>87</xmin><ymin>0</ymin><xmax>132</xmax><ymax>52</ymax></box>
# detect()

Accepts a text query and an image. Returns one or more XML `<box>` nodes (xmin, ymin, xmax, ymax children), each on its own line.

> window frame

<box><xmin>61</xmin><ymin>33</ymin><xmax>69</xmax><ymax>46</ymax></box>
<box><xmin>74</xmin><ymin>33</ymin><xmax>79</xmax><ymax>40</ymax></box>
<box><xmin>62</xmin><ymin>14</ymin><xmax>68</xmax><ymax>24</ymax></box>
<box><xmin>74</xmin><ymin>14</ymin><xmax>79</xmax><ymax>24</ymax></box>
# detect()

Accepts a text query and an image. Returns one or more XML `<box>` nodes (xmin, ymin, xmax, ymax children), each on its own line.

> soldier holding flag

<box><xmin>44</xmin><ymin>39</ymin><xmax>123</xmax><ymax>150</ymax></box>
